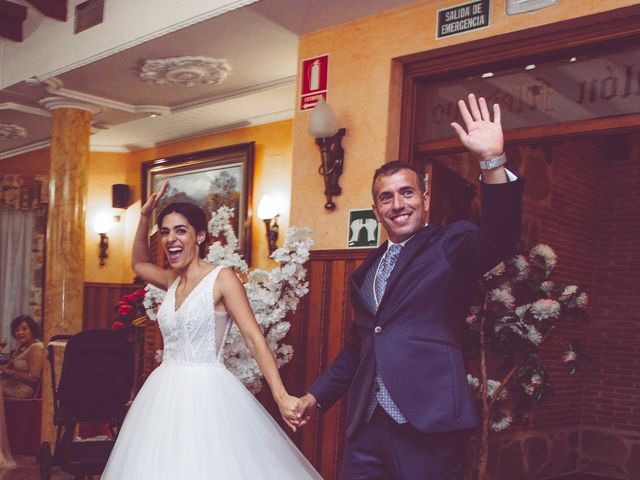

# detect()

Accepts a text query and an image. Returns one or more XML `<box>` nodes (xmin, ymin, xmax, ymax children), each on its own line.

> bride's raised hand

<box><xmin>141</xmin><ymin>180</ymin><xmax>169</xmax><ymax>217</ymax></box>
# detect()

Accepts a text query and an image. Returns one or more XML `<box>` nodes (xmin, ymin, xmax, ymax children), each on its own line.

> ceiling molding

<box><xmin>0</xmin><ymin>123</ymin><xmax>27</xmax><ymax>140</ymax></box>
<box><xmin>40</xmin><ymin>78</ymin><xmax>170</xmax><ymax>116</ymax></box>
<box><xmin>31</xmin><ymin>0</ymin><xmax>260</xmax><ymax>82</ymax></box>
<box><xmin>0</xmin><ymin>139</ymin><xmax>50</xmax><ymax>160</ymax></box>
<box><xmin>39</xmin><ymin>96</ymin><xmax>102</xmax><ymax>113</ymax></box>
<box><xmin>139</xmin><ymin>56</ymin><xmax>231</xmax><ymax>87</ymax></box>
<box><xmin>0</xmin><ymin>102</ymin><xmax>51</xmax><ymax>117</ymax></box>
<box><xmin>173</xmin><ymin>75</ymin><xmax>297</xmax><ymax>113</ymax></box>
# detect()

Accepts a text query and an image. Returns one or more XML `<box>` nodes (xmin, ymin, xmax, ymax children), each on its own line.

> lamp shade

<box><xmin>93</xmin><ymin>212</ymin><xmax>114</xmax><ymax>234</ymax></box>
<box><xmin>257</xmin><ymin>195</ymin><xmax>278</xmax><ymax>220</ymax></box>
<box><xmin>308</xmin><ymin>97</ymin><xmax>340</xmax><ymax>138</ymax></box>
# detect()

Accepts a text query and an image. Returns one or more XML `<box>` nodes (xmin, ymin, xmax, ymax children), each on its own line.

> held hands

<box><xmin>276</xmin><ymin>393</ymin><xmax>307</xmax><ymax>432</ymax></box>
<box><xmin>293</xmin><ymin>393</ymin><xmax>316</xmax><ymax>428</ymax></box>
<box><xmin>141</xmin><ymin>180</ymin><xmax>169</xmax><ymax>218</ymax></box>
<box><xmin>275</xmin><ymin>392</ymin><xmax>316</xmax><ymax>432</ymax></box>
<box><xmin>451</xmin><ymin>93</ymin><xmax>504</xmax><ymax>162</ymax></box>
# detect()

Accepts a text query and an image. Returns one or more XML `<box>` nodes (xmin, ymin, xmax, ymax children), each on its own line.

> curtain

<box><xmin>0</xmin><ymin>208</ymin><xmax>35</xmax><ymax>345</ymax></box>
<box><xmin>0</xmin><ymin>175</ymin><xmax>48</xmax><ymax>349</ymax></box>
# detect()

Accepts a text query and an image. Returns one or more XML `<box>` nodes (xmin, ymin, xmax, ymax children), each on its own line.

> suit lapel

<box><xmin>377</xmin><ymin>224</ymin><xmax>439</xmax><ymax>319</ymax></box>
<box><xmin>350</xmin><ymin>242</ymin><xmax>387</xmax><ymax>314</ymax></box>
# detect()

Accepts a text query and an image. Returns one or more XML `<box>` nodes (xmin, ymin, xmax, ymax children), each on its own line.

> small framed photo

<box><xmin>347</xmin><ymin>209</ymin><xmax>380</xmax><ymax>249</ymax></box>
<box><xmin>142</xmin><ymin>143</ymin><xmax>254</xmax><ymax>263</ymax></box>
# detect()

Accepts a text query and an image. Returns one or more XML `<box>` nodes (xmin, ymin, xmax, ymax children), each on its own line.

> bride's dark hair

<box><xmin>157</xmin><ymin>202</ymin><xmax>210</xmax><ymax>258</ymax></box>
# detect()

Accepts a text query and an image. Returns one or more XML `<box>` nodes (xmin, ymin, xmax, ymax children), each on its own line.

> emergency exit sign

<box><xmin>437</xmin><ymin>0</ymin><xmax>490</xmax><ymax>39</ymax></box>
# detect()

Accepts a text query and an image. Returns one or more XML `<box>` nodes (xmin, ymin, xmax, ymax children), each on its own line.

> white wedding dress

<box><xmin>102</xmin><ymin>266</ymin><xmax>322</xmax><ymax>479</ymax></box>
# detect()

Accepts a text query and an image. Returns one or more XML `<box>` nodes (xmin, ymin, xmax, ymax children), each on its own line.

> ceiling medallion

<box><xmin>139</xmin><ymin>56</ymin><xmax>231</xmax><ymax>87</ymax></box>
<box><xmin>0</xmin><ymin>124</ymin><xmax>27</xmax><ymax>141</ymax></box>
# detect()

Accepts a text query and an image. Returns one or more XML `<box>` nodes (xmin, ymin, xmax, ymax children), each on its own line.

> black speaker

<box><xmin>112</xmin><ymin>184</ymin><xmax>130</xmax><ymax>209</ymax></box>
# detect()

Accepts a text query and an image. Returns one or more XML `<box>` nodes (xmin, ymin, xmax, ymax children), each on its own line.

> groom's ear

<box><xmin>372</xmin><ymin>203</ymin><xmax>381</xmax><ymax>223</ymax></box>
<box><xmin>423</xmin><ymin>191</ymin><xmax>431</xmax><ymax>214</ymax></box>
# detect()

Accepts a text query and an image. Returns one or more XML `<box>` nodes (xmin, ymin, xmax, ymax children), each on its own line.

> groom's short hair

<box><xmin>371</xmin><ymin>161</ymin><xmax>426</xmax><ymax>199</ymax></box>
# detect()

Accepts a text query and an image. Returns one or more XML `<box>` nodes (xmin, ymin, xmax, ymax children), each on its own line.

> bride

<box><xmin>101</xmin><ymin>181</ymin><xmax>321</xmax><ymax>479</ymax></box>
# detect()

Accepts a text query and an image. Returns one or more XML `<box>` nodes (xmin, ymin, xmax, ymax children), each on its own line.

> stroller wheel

<box><xmin>38</xmin><ymin>442</ymin><xmax>52</xmax><ymax>480</ymax></box>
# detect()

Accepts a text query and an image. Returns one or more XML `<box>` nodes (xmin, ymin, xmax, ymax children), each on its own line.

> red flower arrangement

<box><xmin>112</xmin><ymin>288</ymin><xmax>148</xmax><ymax>331</ymax></box>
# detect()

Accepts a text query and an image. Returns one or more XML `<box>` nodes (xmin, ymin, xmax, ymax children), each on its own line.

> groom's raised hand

<box><xmin>451</xmin><ymin>93</ymin><xmax>508</xmax><ymax>184</ymax></box>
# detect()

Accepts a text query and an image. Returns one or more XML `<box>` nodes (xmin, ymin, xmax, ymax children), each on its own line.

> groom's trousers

<box><xmin>339</xmin><ymin>407</ymin><xmax>466</xmax><ymax>480</ymax></box>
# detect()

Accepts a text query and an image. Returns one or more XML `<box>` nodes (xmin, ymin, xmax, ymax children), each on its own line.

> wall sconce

<box><xmin>257</xmin><ymin>195</ymin><xmax>279</xmax><ymax>256</ymax></box>
<box><xmin>93</xmin><ymin>212</ymin><xmax>115</xmax><ymax>266</ymax></box>
<box><xmin>308</xmin><ymin>97</ymin><xmax>346</xmax><ymax>211</ymax></box>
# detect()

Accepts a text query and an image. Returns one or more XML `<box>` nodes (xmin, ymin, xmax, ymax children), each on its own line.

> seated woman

<box><xmin>1</xmin><ymin>315</ymin><xmax>44</xmax><ymax>399</ymax></box>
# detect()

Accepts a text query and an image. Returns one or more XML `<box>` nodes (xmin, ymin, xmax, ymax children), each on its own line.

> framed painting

<box><xmin>142</xmin><ymin>142</ymin><xmax>254</xmax><ymax>264</ymax></box>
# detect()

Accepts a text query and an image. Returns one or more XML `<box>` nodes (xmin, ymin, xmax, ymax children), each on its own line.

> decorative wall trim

<box><xmin>310</xmin><ymin>248</ymin><xmax>374</xmax><ymax>261</ymax></box>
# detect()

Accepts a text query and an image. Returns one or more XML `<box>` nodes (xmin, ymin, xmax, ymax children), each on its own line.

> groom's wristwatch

<box><xmin>479</xmin><ymin>153</ymin><xmax>506</xmax><ymax>170</ymax></box>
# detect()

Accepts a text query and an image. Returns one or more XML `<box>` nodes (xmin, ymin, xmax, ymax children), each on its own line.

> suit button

<box><xmin>374</xmin><ymin>326</ymin><xmax>382</xmax><ymax>333</ymax></box>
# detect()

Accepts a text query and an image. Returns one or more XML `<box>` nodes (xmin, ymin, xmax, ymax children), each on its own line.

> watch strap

<box><xmin>478</xmin><ymin>153</ymin><xmax>506</xmax><ymax>170</ymax></box>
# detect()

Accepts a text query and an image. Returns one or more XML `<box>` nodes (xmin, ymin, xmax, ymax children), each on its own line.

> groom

<box><xmin>294</xmin><ymin>94</ymin><xmax>524</xmax><ymax>479</ymax></box>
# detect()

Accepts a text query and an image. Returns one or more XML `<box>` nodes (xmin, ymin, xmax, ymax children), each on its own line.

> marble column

<box><xmin>40</xmin><ymin>98</ymin><xmax>97</xmax><ymax>445</ymax></box>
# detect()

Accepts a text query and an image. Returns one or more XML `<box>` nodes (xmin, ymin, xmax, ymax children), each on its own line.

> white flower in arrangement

<box><xmin>483</xmin><ymin>261</ymin><xmax>505</xmax><ymax>280</ymax></box>
<box><xmin>510</xmin><ymin>255</ymin><xmax>530</xmax><ymax>281</ymax></box>
<box><xmin>530</xmin><ymin>298</ymin><xmax>561</xmax><ymax>321</ymax></box>
<box><xmin>489</xmin><ymin>287</ymin><xmax>515</xmax><ymax>309</ymax></box>
<box><xmin>467</xmin><ymin>375</ymin><xmax>507</xmax><ymax>401</ymax></box>
<box><xmin>576</xmin><ymin>292</ymin><xmax>589</xmax><ymax>308</ymax></box>
<box><xmin>515</xmin><ymin>304</ymin><xmax>531</xmax><ymax>319</ymax></box>
<box><xmin>524</xmin><ymin>324</ymin><xmax>543</xmax><ymax>346</ymax></box>
<box><xmin>142</xmin><ymin>284</ymin><xmax>166</xmax><ymax>321</ymax></box>
<box><xmin>154</xmin><ymin>349</ymin><xmax>163</xmax><ymax>364</ymax></box>
<box><xmin>487</xmin><ymin>379</ymin><xmax>508</xmax><ymax>400</ymax></box>
<box><xmin>144</xmin><ymin>207</ymin><xmax>314</xmax><ymax>393</ymax></box>
<box><xmin>561</xmin><ymin>285</ymin><xmax>578</xmax><ymax>297</ymax></box>
<box><xmin>529</xmin><ymin>243</ymin><xmax>557</xmax><ymax>275</ymax></box>
<box><xmin>491</xmin><ymin>412</ymin><xmax>512</xmax><ymax>432</ymax></box>
<box><xmin>540</xmin><ymin>281</ymin><xmax>554</xmax><ymax>293</ymax></box>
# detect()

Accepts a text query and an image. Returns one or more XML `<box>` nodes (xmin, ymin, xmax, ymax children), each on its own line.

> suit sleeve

<box><xmin>444</xmin><ymin>178</ymin><xmax>524</xmax><ymax>277</ymax></box>
<box><xmin>308</xmin><ymin>322</ymin><xmax>362</xmax><ymax>410</ymax></box>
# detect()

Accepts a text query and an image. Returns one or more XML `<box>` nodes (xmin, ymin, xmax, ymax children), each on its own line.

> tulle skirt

<box><xmin>101</xmin><ymin>362</ymin><xmax>322</xmax><ymax>479</ymax></box>
<box><xmin>0</xmin><ymin>385</ymin><xmax>16</xmax><ymax>470</ymax></box>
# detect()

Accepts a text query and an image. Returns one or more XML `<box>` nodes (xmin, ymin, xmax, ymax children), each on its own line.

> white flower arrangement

<box><xmin>465</xmin><ymin>243</ymin><xmax>589</xmax><ymax>447</ymax></box>
<box><xmin>143</xmin><ymin>206</ymin><xmax>314</xmax><ymax>393</ymax></box>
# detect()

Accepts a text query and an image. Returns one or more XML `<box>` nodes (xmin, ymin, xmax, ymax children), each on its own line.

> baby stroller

<box><xmin>39</xmin><ymin>329</ymin><xmax>133</xmax><ymax>480</ymax></box>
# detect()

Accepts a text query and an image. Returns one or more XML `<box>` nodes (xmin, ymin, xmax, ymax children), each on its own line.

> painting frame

<box><xmin>142</xmin><ymin>142</ymin><xmax>254</xmax><ymax>265</ymax></box>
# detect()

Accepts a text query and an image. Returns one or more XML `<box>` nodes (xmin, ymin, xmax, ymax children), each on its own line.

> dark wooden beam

<box><xmin>0</xmin><ymin>0</ymin><xmax>27</xmax><ymax>42</ymax></box>
<box><xmin>25</xmin><ymin>0</ymin><xmax>67</xmax><ymax>21</ymax></box>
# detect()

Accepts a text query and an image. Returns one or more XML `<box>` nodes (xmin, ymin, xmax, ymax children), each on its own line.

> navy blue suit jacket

<box><xmin>309</xmin><ymin>179</ymin><xmax>524</xmax><ymax>438</ymax></box>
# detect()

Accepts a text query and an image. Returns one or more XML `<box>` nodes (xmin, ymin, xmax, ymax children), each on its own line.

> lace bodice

<box><xmin>157</xmin><ymin>266</ymin><xmax>231</xmax><ymax>365</ymax></box>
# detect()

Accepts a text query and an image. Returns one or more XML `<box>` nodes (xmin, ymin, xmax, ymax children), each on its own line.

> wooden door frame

<box><xmin>398</xmin><ymin>4</ymin><xmax>640</xmax><ymax>160</ymax></box>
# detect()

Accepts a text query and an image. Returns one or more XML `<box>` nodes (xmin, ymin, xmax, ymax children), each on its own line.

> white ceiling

<box><xmin>0</xmin><ymin>0</ymin><xmax>419</xmax><ymax>160</ymax></box>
